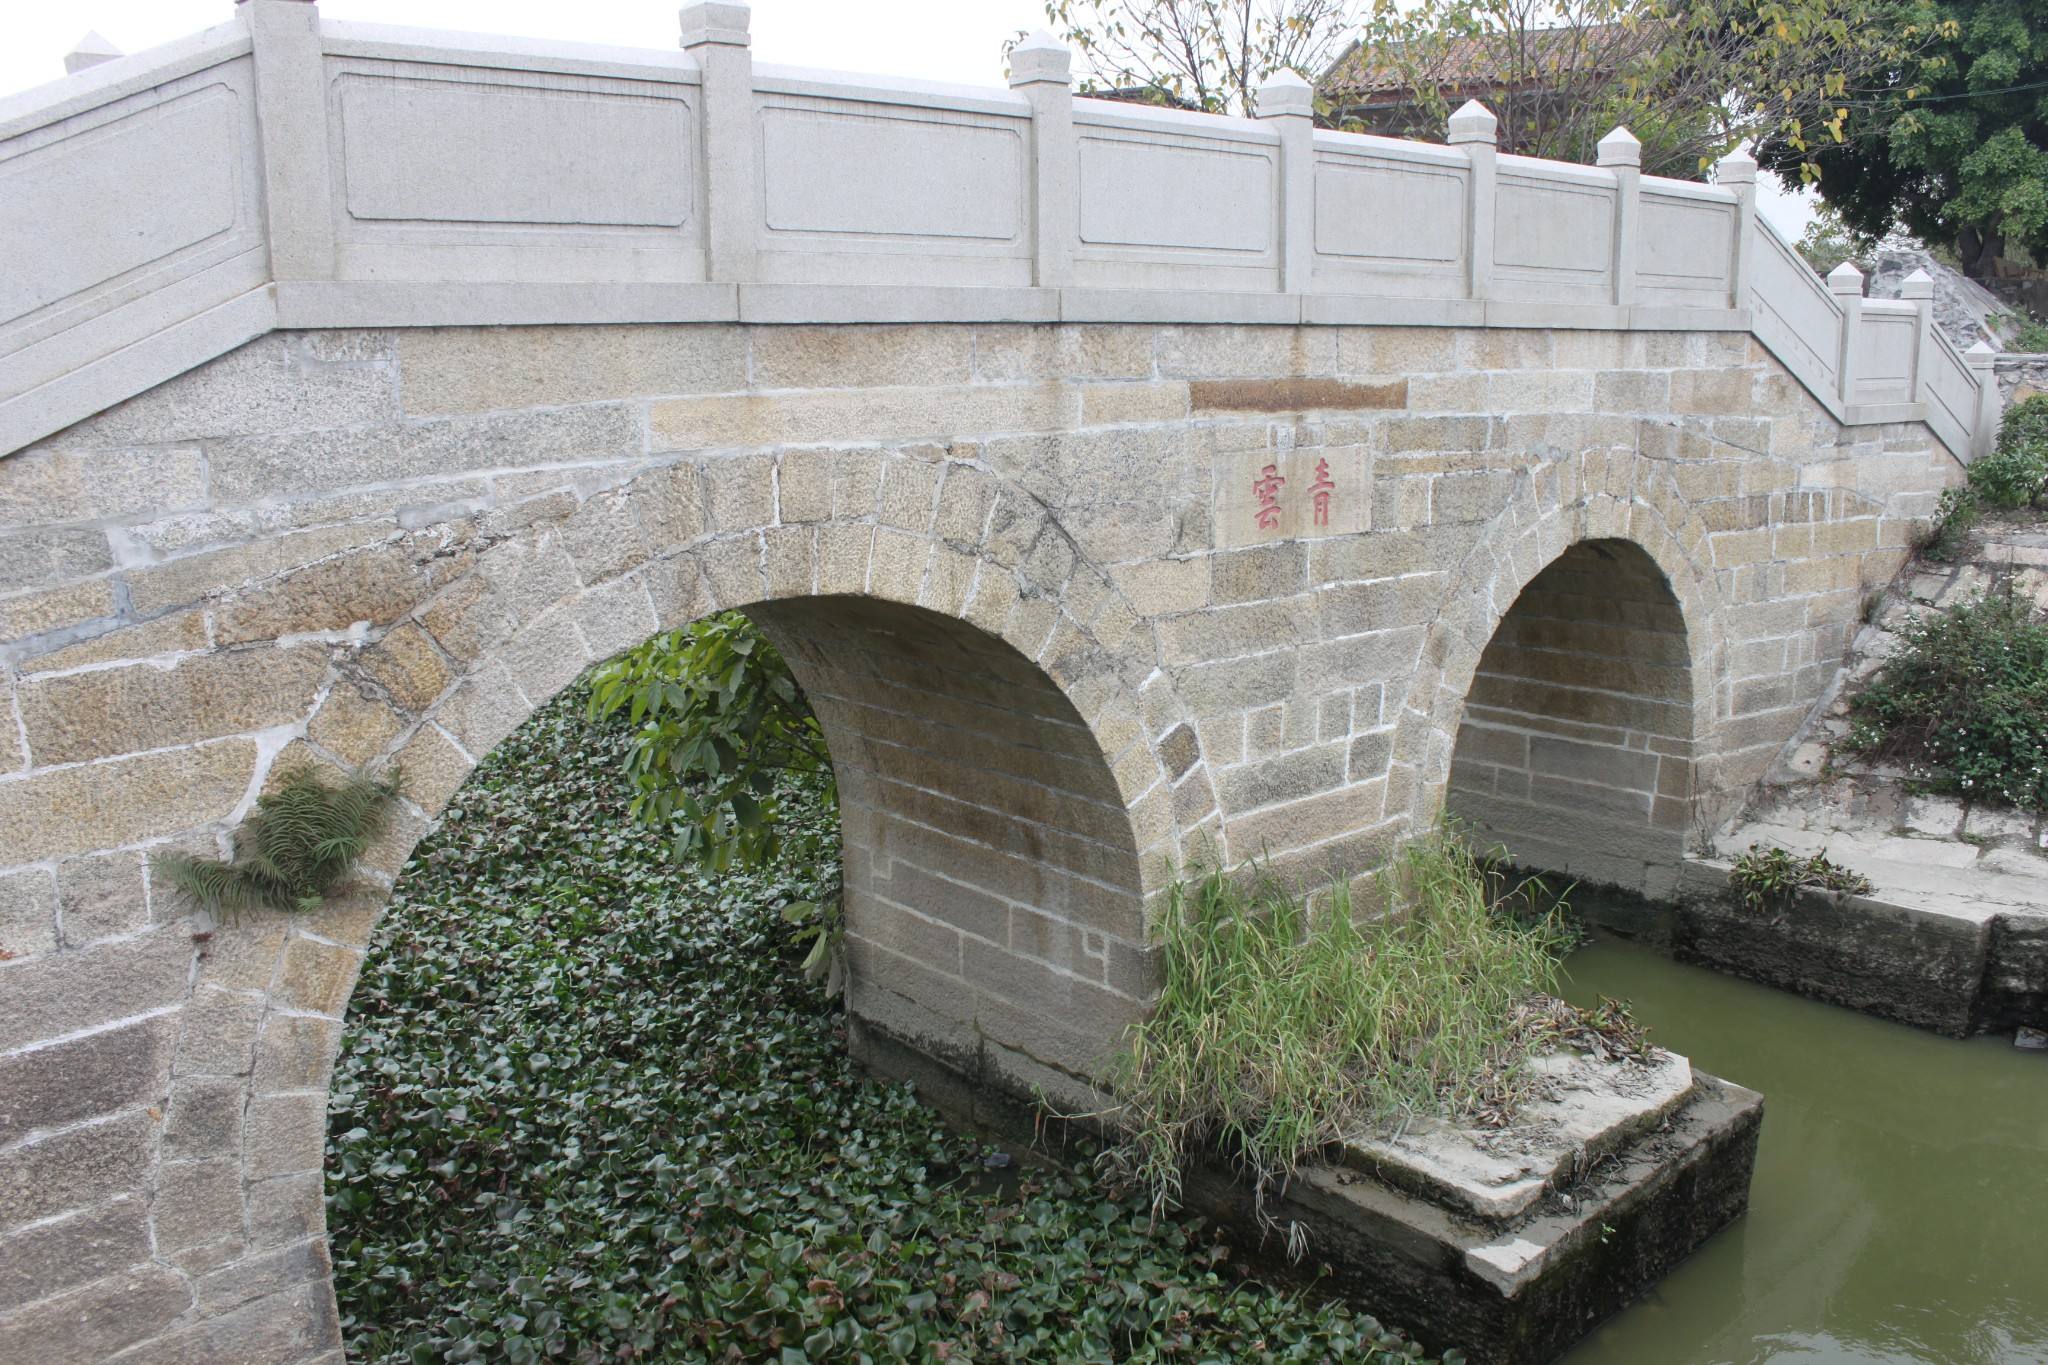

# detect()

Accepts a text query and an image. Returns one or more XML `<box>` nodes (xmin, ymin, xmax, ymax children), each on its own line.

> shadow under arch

<box><xmin>739</xmin><ymin>593</ymin><xmax>1154</xmax><ymax>1104</ymax></box>
<box><xmin>1442</xmin><ymin>537</ymin><xmax>1699</xmax><ymax>898</ymax></box>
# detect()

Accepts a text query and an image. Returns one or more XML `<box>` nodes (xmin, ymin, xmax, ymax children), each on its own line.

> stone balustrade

<box><xmin>0</xmin><ymin>0</ymin><xmax>1998</xmax><ymax>462</ymax></box>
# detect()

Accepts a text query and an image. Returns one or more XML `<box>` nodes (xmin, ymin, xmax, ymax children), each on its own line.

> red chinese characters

<box><xmin>1309</xmin><ymin>457</ymin><xmax>1336</xmax><ymax>528</ymax></box>
<box><xmin>1252</xmin><ymin>463</ymin><xmax>1286</xmax><ymax>530</ymax></box>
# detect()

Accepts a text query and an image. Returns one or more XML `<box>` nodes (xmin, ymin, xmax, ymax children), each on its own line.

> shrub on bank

<box><xmin>326</xmin><ymin>687</ymin><xmax>1444</xmax><ymax>1364</ymax></box>
<box><xmin>1969</xmin><ymin>395</ymin><xmax>2048</xmax><ymax>509</ymax></box>
<box><xmin>1849</xmin><ymin>588</ymin><xmax>2048</xmax><ymax>810</ymax></box>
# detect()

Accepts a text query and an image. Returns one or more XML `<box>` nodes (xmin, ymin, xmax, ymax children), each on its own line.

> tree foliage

<box><xmin>155</xmin><ymin>765</ymin><xmax>399</xmax><ymax>918</ymax></box>
<box><xmin>1773</xmin><ymin>0</ymin><xmax>2044</xmax><ymax>277</ymax></box>
<box><xmin>1039</xmin><ymin>0</ymin><xmax>1358</xmax><ymax>115</ymax></box>
<box><xmin>1348</xmin><ymin>0</ymin><xmax>1937</xmax><ymax>178</ymax></box>
<box><xmin>588</xmin><ymin>612</ymin><xmax>832</xmax><ymax>873</ymax></box>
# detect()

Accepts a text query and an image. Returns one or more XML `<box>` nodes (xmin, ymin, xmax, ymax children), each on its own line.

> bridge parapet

<box><xmin>0</xmin><ymin>0</ymin><xmax>1996</xmax><ymax>460</ymax></box>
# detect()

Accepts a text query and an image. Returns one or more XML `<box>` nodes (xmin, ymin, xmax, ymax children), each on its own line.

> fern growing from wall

<box><xmin>156</xmin><ymin>765</ymin><xmax>402</xmax><ymax>919</ymax></box>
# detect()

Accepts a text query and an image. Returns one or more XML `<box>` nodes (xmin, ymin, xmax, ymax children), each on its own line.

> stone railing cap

<box><xmin>1596</xmin><ymin>125</ymin><xmax>1641</xmax><ymax>167</ymax></box>
<box><xmin>679</xmin><ymin>1</ymin><xmax>751</xmax><ymax>48</ymax></box>
<box><xmin>1827</xmin><ymin>260</ymin><xmax>1865</xmax><ymax>294</ymax></box>
<box><xmin>1447</xmin><ymin>98</ymin><xmax>1498</xmax><ymax>145</ymax></box>
<box><xmin>1254</xmin><ymin>67</ymin><xmax>1313</xmax><ymax>117</ymax></box>
<box><xmin>1713</xmin><ymin>150</ymin><xmax>1758</xmax><ymax>184</ymax></box>
<box><xmin>1008</xmin><ymin>29</ymin><xmax>1072</xmax><ymax>86</ymax></box>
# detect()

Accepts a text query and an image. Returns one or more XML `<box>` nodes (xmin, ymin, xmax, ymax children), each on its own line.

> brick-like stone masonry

<box><xmin>0</xmin><ymin>321</ymin><xmax>1954</xmax><ymax>1361</ymax></box>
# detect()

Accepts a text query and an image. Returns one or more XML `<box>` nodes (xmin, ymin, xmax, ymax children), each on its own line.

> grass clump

<box><xmin>156</xmin><ymin>764</ymin><xmax>399</xmax><ymax>918</ymax></box>
<box><xmin>1849</xmin><ymin>586</ymin><xmax>2048</xmax><ymax>810</ymax></box>
<box><xmin>1108</xmin><ymin>835</ymin><xmax>1573</xmax><ymax>1222</ymax></box>
<box><xmin>329</xmin><ymin>685</ymin><xmax>1445</xmax><ymax>1364</ymax></box>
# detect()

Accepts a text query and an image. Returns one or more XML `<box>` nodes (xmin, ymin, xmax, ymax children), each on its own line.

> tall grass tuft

<box><xmin>1108</xmin><ymin>832</ymin><xmax>1571</xmax><ymax>1223</ymax></box>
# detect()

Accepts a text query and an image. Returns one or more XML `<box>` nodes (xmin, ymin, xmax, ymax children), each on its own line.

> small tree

<box><xmin>587</xmin><ymin>612</ymin><xmax>842</xmax><ymax>977</ymax></box>
<box><xmin>1775</xmin><ymin>0</ymin><xmax>2045</xmax><ymax>280</ymax></box>
<box><xmin>587</xmin><ymin>612</ymin><xmax>832</xmax><ymax>871</ymax></box>
<box><xmin>1339</xmin><ymin>0</ymin><xmax>1935</xmax><ymax>179</ymax></box>
<box><xmin>1038</xmin><ymin>0</ymin><xmax>1359</xmax><ymax>115</ymax></box>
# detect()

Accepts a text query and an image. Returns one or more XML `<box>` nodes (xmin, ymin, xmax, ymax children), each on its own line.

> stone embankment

<box><xmin>1690</xmin><ymin>521</ymin><xmax>2048</xmax><ymax>1035</ymax></box>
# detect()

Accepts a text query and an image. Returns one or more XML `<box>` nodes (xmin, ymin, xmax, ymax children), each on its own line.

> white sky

<box><xmin>0</xmin><ymin>0</ymin><xmax>1814</xmax><ymax>234</ymax></box>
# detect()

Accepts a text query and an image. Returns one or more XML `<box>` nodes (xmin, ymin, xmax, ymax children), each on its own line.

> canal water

<box><xmin>1558</xmin><ymin>934</ymin><xmax>2048</xmax><ymax>1365</ymax></box>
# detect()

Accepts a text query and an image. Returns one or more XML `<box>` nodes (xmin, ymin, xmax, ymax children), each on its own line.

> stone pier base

<box><xmin>851</xmin><ymin>1012</ymin><xmax>1763</xmax><ymax>1365</ymax></box>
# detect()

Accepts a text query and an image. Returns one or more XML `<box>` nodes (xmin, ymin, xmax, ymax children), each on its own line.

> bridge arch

<box><xmin>1389</xmin><ymin>446</ymin><xmax>1732</xmax><ymax>896</ymax></box>
<box><xmin>333</xmin><ymin>446</ymin><xmax>1197</xmax><ymax>1112</ymax></box>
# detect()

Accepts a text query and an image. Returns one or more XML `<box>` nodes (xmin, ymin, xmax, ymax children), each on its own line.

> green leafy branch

<box><xmin>586</xmin><ymin>612</ymin><xmax>842</xmax><ymax>979</ymax></box>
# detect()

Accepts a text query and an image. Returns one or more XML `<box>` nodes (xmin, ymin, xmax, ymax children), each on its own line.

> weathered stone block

<box><xmin>65</xmin><ymin>333</ymin><xmax>396</xmax><ymax>447</ymax></box>
<box><xmin>189</xmin><ymin>913</ymin><xmax>287</xmax><ymax>995</ymax></box>
<box><xmin>0</xmin><ymin>1198</ymin><xmax>151</xmax><ymax>1314</ymax></box>
<box><xmin>100</xmin><ymin>1279</ymin><xmax>341</xmax><ymax>1365</ymax></box>
<box><xmin>572</xmin><ymin>573</ymin><xmax>660</xmax><ymax>661</ymax></box>
<box><xmin>0</xmin><ymin>1263</ymin><xmax>193</xmax><ymax>1364</ymax></box>
<box><xmin>0</xmin><ymin>867</ymin><xmax>57</xmax><ymax>960</ymax></box>
<box><xmin>18</xmin><ymin>608</ymin><xmax>208</xmax><ymax>674</ymax></box>
<box><xmin>355</xmin><ymin>622</ymin><xmax>453</xmax><ymax>714</ymax></box>
<box><xmin>0</xmin><ymin>925</ymin><xmax>196</xmax><ymax>1052</ymax></box>
<box><xmin>20</xmin><ymin>646</ymin><xmax>327</xmax><ymax>766</ymax></box>
<box><xmin>153</xmin><ymin>1158</ymin><xmax>244</xmax><ymax>1252</ymax></box>
<box><xmin>703</xmin><ymin>452</ymin><xmax>777</xmax><ymax>532</ymax></box>
<box><xmin>241</xmin><ymin>1094</ymin><xmax>330</xmax><ymax>1182</ymax></box>
<box><xmin>0</xmin><ymin>1013</ymin><xmax>177</xmax><ymax>1146</ymax></box>
<box><xmin>651</xmin><ymin>385</ymin><xmax>1075</xmax><ymax>452</ymax></box>
<box><xmin>0</xmin><ymin>445</ymin><xmax>208</xmax><ymax>530</ymax></box>
<box><xmin>0</xmin><ymin>1108</ymin><xmax>157</xmax><ymax>1235</ymax></box>
<box><xmin>751</xmin><ymin>324</ymin><xmax>972</xmax><ymax>389</ymax></box>
<box><xmin>208</xmin><ymin>404</ymin><xmax>641</xmax><ymax>502</ymax></box>
<box><xmin>251</xmin><ymin>1013</ymin><xmax>342</xmax><ymax>1094</ymax></box>
<box><xmin>970</xmin><ymin>325</ymin><xmax>1154</xmax><ymax>381</ymax></box>
<box><xmin>0</xmin><ymin>525</ymin><xmax>112</xmax><ymax>594</ymax></box>
<box><xmin>211</xmin><ymin>538</ymin><xmax>458</xmax><ymax>646</ymax></box>
<box><xmin>162</xmin><ymin>1077</ymin><xmax>247</xmax><ymax>1163</ymax></box>
<box><xmin>400</xmin><ymin>324</ymin><xmax>746</xmax><ymax>415</ymax></box>
<box><xmin>499</xmin><ymin>609</ymin><xmax>591</xmax><ymax>707</ymax></box>
<box><xmin>0</xmin><ymin>576</ymin><xmax>119</xmax><ymax>645</ymax></box>
<box><xmin>273</xmin><ymin>935</ymin><xmax>363</xmax><ymax>1019</ymax></box>
<box><xmin>305</xmin><ymin>681</ymin><xmax>404</xmax><ymax>765</ymax></box>
<box><xmin>245</xmin><ymin>1172</ymin><xmax>325</xmax><ymax>1250</ymax></box>
<box><xmin>175</xmin><ymin>986</ymin><xmax>264</xmax><ymax>1078</ymax></box>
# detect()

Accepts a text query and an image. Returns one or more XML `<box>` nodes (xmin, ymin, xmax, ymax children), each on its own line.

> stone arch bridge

<box><xmin>0</xmin><ymin>3</ymin><xmax>1996</xmax><ymax>1359</ymax></box>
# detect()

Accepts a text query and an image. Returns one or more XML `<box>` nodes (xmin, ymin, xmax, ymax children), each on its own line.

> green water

<box><xmin>1558</xmin><ymin>935</ymin><xmax>2048</xmax><ymax>1365</ymax></box>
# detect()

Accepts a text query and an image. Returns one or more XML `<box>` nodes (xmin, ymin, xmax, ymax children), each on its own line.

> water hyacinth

<box><xmin>327</xmin><ymin>684</ymin><xmax>1451</xmax><ymax>1364</ymax></box>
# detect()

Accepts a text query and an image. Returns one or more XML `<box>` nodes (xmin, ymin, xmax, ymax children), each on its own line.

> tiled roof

<box><xmin>1320</xmin><ymin>22</ymin><xmax>1640</xmax><ymax>100</ymax></box>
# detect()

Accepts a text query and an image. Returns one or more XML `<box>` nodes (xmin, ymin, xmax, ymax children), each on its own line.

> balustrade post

<box><xmin>681</xmin><ymin>2</ymin><xmax>756</xmax><ymax>284</ymax></box>
<box><xmin>1828</xmin><ymin>261</ymin><xmax>1865</xmax><ymax>407</ymax></box>
<box><xmin>1009</xmin><ymin>31</ymin><xmax>1075</xmax><ymax>290</ymax></box>
<box><xmin>1256</xmin><ymin>69</ymin><xmax>1315</xmax><ymax>296</ymax></box>
<box><xmin>1715</xmin><ymin>151</ymin><xmax>1757</xmax><ymax>313</ymax></box>
<box><xmin>1448</xmin><ymin>100</ymin><xmax>1497</xmax><ymax>304</ymax></box>
<box><xmin>64</xmin><ymin>32</ymin><xmax>122</xmax><ymax>74</ymax></box>
<box><xmin>1966</xmin><ymin>341</ymin><xmax>2000</xmax><ymax>458</ymax></box>
<box><xmin>1597</xmin><ymin>126</ymin><xmax>1640</xmax><ymax>310</ymax></box>
<box><xmin>1902</xmin><ymin>268</ymin><xmax>1936</xmax><ymax>409</ymax></box>
<box><xmin>240</xmin><ymin>0</ymin><xmax>335</xmax><ymax>282</ymax></box>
